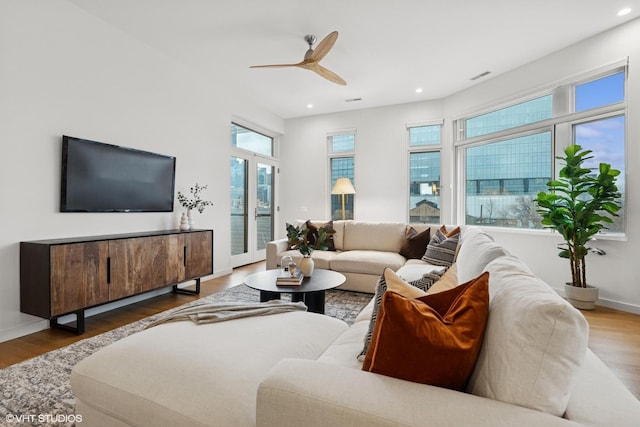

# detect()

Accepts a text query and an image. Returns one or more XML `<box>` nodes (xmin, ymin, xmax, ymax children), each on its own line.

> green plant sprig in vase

<box><xmin>177</xmin><ymin>183</ymin><xmax>213</xmax><ymax>214</ymax></box>
<box><xmin>286</xmin><ymin>223</ymin><xmax>334</xmax><ymax>277</ymax></box>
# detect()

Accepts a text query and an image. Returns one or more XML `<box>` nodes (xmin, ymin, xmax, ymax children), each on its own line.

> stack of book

<box><xmin>276</xmin><ymin>271</ymin><xmax>304</xmax><ymax>286</ymax></box>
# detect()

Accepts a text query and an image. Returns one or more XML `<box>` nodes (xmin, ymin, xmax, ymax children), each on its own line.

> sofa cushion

<box><xmin>466</xmin><ymin>255</ymin><xmax>589</xmax><ymax>417</ymax></box>
<box><xmin>421</xmin><ymin>227</ymin><xmax>460</xmax><ymax>266</ymax></box>
<box><xmin>362</xmin><ymin>272</ymin><xmax>490</xmax><ymax>390</ymax></box>
<box><xmin>358</xmin><ymin>268</ymin><xmax>444</xmax><ymax>360</ymax></box>
<box><xmin>395</xmin><ymin>260</ymin><xmax>446</xmax><ymax>282</ymax></box>
<box><xmin>455</xmin><ymin>227</ymin><xmax>510</xmax><ymax>283</ymax></box>
<box><xmin>399</xmin><ymin>226</ymin><xmax>431</xmax><ymax>259</ymax></box>
<box><xmin>71</xmin><ymin>312</ymin><xmax>348</xmax><ymax>427</ymax></box>
<box><xmin>342</xmin><ymin>221</ymin><xmax>406</xmax><ymax>252</ymax></box>
<box><xmin>330</xmin><ymin>250</ymin><xmax>405</xmax><ymax>275</ymax></box>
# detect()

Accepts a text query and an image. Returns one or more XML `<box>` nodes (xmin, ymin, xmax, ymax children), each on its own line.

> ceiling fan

<box><xmin>250</xmin><ymin>31</ymin><xmax>347</xmax><ymax>86</ymax></box>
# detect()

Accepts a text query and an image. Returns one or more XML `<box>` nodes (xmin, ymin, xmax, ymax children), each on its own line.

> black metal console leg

<box><xmin>173</xmin><ymin>278</ymin><xmax>201</xmax><ymax>295</ymax></box>
<box><xmin>50</xmin><ymin>310</ymin><xmax>85</xmax><ymax>335</ymax></box>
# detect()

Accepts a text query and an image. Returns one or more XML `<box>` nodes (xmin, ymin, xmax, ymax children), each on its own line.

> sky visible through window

<box><xmin>574</xmin><ymin>72</ymin><xmax>625</xmax><ymax>188</ymax></box>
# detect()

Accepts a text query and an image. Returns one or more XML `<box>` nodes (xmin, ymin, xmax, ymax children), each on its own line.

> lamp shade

<box><xmin>331</xmin><ymin>177</ymin><xmax>356</xmax><ymax>195</ymax></box>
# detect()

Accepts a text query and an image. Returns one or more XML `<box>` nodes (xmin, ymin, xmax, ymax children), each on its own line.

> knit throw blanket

<box><xmin>144</xmin><ymin>300</ymin><xmax>308</xmax><ymax>329</ymax></box>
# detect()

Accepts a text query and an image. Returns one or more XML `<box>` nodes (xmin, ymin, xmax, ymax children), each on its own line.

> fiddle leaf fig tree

<box><xmin>534</xmin><ymin>145</ymin><xmax>621</xmax><ymax>288</ymax></box>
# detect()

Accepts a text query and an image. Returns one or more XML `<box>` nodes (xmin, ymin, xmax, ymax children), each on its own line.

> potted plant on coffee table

<box><xmin>286</xmin><ymin>223</ymin><xmax>333</xmax><ymax>277</ymax></box>
<box><xmin>534</xmin><ymin>144</ymin><xmax>621</xmax><ymax>310</ymax></box>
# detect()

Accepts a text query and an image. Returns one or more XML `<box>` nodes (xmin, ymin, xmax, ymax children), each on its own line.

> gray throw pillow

<box><xmin>421</xmin><ymin>228</ymin><xmax>460</xmax><ymax>267</ymax></box>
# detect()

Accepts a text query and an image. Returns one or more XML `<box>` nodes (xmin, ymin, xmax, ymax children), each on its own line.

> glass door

<box><xmin>230</xmin><ymin>155</ymin><xmax>277</xmax><ymax>267</ymax></box>
<box><xmin>255</xmin><ymin>162</ymin><xmax>275</xmax><ymax>259</ymax></box>
<box><xmin>230</xmin><ymin>156</ymin><xmax>249</xmax><ymax>266</ymax></box>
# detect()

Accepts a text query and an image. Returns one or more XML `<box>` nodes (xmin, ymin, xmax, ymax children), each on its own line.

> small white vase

<box><xmin>299</xmin><ymin>256</ymin><xmax>314</xmax><ymax>277</ymax></box>
<box><xmin>187</xmin><ymin>210</ymin><xmax>194</xmax><ymax>229</ymax></box>
<box><xmin>180</xmin><ymin>212</ymin><xmax>190</xmax><ymax>231</ymax></box>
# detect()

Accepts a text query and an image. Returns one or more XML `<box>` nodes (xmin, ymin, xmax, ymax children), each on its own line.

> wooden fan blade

<box><xmin>309</xmin><ymin>31</ymin><xmax>338</xmax><ymax>62</ymax></box>
<box><xmin>250</xmin><ymin>62</ymin><xmax>304</xmax><ymax>69</ymax></box>
<box><xmin>313</xmin><ymin>64</ymin><xmax>347</xmax><ymax>86</ymax></box>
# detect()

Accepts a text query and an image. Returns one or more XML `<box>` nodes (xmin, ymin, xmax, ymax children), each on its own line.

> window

<box><xmin>573</xmin><ymin>115</ymin><xmax>625</xmax><ymax>232</ymax></box>
<box><xmin>408</xmin><ymin>124</ymin><xmax>442</xmax><ymax>223</ymax></box>
<box><xmin>231</xmin><ymin>123</ymin><xmax>273</xmax><ymax>157</ymax></box>
<box><xmin>328</xmin><ymin>133</ymin><xmax>355</xmax><ymax>220</ymax></box>
<box><xmin>465</xmin><ymin>132</ymin><xmax>551</xmax><ymax>227</ymax></box>
<box><xmin>465</xmin><ymin>95</ymin><xmax>552</xmax><ymax>138</ymax></box>
<box><xmin>456</xmin><ymin>67</ymin><xmax>626</xmax><ymax>233</ymax></box>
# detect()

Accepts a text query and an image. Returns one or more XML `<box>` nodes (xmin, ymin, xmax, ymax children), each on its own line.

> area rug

<box><xmin>0</xmin><ymin>285</ymin><xmax>372</xmax><ymax>427</ymax></box>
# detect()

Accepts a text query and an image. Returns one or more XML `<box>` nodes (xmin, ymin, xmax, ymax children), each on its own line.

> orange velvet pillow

<box><xmin>362</xmin><ymin>272</ymin><xmax>490</xmax><ymax>391</ymax></box>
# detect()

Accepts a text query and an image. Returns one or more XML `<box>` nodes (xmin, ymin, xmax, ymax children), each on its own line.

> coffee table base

<box><xmin>260</xmin><ymin>290</ymin><xmax>326</xmax><ymax>314</ymax></box>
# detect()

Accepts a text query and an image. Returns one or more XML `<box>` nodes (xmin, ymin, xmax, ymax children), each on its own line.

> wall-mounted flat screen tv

<box><xmin>61</xmin><ymin>135</ymin><xmax>176</xmax><ymax>212</ymax></box>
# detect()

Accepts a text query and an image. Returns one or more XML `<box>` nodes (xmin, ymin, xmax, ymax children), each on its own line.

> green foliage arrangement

<box><xmin>534</xmin><ymin>145</ymin><xmax>621</xmax><ymax>288</ymax></box>
<box><xmin>177</xmin><ymin>183</ymin><xmax>213</xmax><ymax>213</ymax></box>
<box><xmin>286</xmin><ymin>223</ymin><xmax>334</xmax><ymax>257</ymax></box>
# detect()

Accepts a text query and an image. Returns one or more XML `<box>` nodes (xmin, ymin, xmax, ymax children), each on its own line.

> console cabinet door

<box><xmin>185</xmin><ymin>231</ymin><xmax>213</xmax><ymax>280</ymax></box>
<box><xmin>50</xmin><ymin>242</ymin><xmax>109</xmax><ymax>316</ymax></box>
<box><xmin>108</xmin><ymin>235</ymin><xmax>186</xmax><ymax>300</ymax></box>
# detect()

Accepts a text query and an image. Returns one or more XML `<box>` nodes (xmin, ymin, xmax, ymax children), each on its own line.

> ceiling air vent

<box><xmin>345</xmin><ymin>98</ymin><xmax>362</xmax><ymax>103</ymax></box>
<box><xmin>470</xmin><ymin>71</ymin><xmax>491</xmax><ymax>81</ymax></box>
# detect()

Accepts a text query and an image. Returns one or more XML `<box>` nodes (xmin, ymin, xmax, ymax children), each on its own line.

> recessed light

<box><xmin>415</xmin><ymin>88</ymin><xmax>423</xmax><ymax>94</ymax></box>
<box><xmin>306</xmin><ymin>104</ymin><xmax>313</xmax><ymax>109</ymax></box>
<box><xmin>618</xmin><ymin>7</ymin><xmax>632</xmax><ymax>16</ymax></box>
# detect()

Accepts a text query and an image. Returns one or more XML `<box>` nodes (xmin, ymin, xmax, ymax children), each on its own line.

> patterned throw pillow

<box><xmin>421</xmin><ymin>227</ymin><xmax>460</xmax><ymax>267</ymax></box>
<box><xmin>358</xmin><ymin>268</ymin><xmax>444</xmax><ymax>360</ymax></box>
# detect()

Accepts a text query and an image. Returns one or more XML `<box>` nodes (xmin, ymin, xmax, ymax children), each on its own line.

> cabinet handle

<box><xmin>183</xmin><ymin>246</ymin><xmax>187</xmax><ymax>266</ymax></box>
<box><xmin>107</xmin><ymin>256</ymin><xmax>111</xmax><ymax>284</ymax></box>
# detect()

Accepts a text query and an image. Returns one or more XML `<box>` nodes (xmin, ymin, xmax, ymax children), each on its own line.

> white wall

<box><xmin>280</xmin><ymin>18</ymin><xmax>640</xmax><ymax>313</ymax></box>
<box><xmin>0</xmin><ymin>0</ymin><xmax>283</xmax><ymax>342</ymax></box>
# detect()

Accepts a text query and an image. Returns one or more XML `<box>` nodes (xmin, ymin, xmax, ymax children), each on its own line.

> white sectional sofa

<box><xmin>267</xmin><ymin>220</ymin><xmax>433</xmax><ymax>293</ymax></box>
<box><xmin>71</xmin><ymin>225</ymin><xmax>640</xmax><ymax>427</ymax></box>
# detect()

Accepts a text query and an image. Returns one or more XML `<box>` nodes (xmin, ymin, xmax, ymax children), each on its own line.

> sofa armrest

<box><xmin>256</xmin><ymin>359</ymin><xmax>573</xmax><ymax>427</ymax></box>
<box><xmin>266</xmin><ymin>238</ymin><xmax>289</xmax><ymax>270</ymax></box>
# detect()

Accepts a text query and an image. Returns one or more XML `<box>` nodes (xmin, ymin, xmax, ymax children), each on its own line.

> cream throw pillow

<box><xmin>384</xmin><ymin>268</ymin><xmax>428</xmax><ymax>299</ymax></box>
<box><xmin>466</xmin><ymin>255</ymin><xmax>588</xmax><ymax>416</ymax></box>
<box><xmin>426</xmin><ymin>264</ymin><xmax>458</xmax><ymax>295</ymax></box>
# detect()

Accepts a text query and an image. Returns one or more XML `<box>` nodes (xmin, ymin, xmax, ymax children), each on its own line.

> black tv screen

<box><xmin>61</xmin><ymin>136</ymin><xmax>176</xmax><ymax>212</ymax></box>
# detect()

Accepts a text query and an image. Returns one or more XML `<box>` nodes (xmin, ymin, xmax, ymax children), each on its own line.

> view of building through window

<box><xmin>408</xmin><ymin>125</ymin><xmax>441</xmax><ymax>223</ymax></box>
<box><xmin>460</xmin><ymin>70</ymin><xmax>625</xmax><ymax>232</ymax></box>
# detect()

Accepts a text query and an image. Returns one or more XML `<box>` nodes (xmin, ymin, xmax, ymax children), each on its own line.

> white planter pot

<box><xmin>564</xmin><ymin>283</ymin><xmax>599</xmax><ymax>310</ymax></box>
<box><xmin>299</xmin><ymin>256</ymin><xmax>314</xmax><ymax>277</ymax></box>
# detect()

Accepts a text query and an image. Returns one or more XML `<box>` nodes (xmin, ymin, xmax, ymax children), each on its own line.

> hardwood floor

<box><xmin>1</xmin><ymin>262</ymin><xmax>639</xmax><ymax>400</ymax></box>
<box><xmin>0</xmin><ymin>262</ymin><xmax>264</xmax><ymax>369</ymax></box>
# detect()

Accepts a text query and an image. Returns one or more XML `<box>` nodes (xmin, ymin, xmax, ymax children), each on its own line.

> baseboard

<box><xmin>0</xmin><ymin>318</ymin><xmax>49</xmax><ymax>344</ymax></box>
<box><xmin>551</xmin><ymin>286</ymin><xmax>640</xmax><ymax>315</ymax></box>
<box><xmin>596</xmin><ymin>298</ymin><xmax>640</xmax><ymax>315</ymax></box>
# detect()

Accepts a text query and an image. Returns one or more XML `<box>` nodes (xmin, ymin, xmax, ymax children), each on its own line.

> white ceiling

<box><xmin>69</xmin><ymin>0</ymin><xmax>640</xmax><ymax>119</ymax></box>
